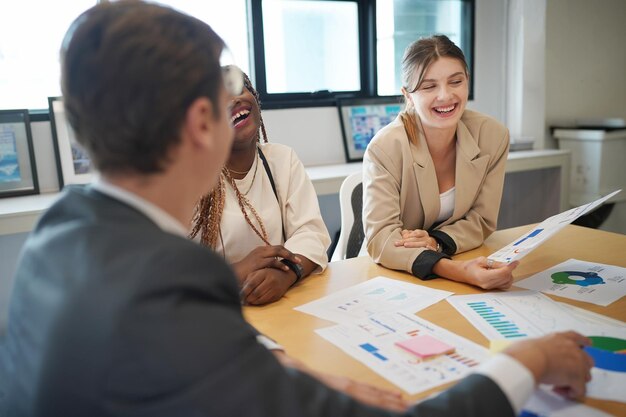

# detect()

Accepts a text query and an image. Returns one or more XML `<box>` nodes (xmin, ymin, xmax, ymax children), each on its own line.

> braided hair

<box><xmin>189</xmin><ymin>72</ymin><xmax>270</xmax><ymax>248</ymax></box>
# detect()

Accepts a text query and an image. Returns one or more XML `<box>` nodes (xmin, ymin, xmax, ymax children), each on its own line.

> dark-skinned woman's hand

<box><xmin>232</xmin><ymin>245</ymin><xmax>301</xmax><ymax>285</ymax></box>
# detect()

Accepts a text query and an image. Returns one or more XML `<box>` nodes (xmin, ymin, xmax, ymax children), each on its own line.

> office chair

<box><xmin>331</xmin><ymin>172</ymin><xmax>365</xmax><ymax>262</ymax></box>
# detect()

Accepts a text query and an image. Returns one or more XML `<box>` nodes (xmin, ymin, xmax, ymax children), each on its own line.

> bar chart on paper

<box><xmin>446</xmin><ymin>291</ymin><xmax>585</xmax><ymax>341</ymax></box>
<box><xmin>316</xmin><ymin>312</ymin><xmax>489</xmax><ymax>394</ymax></box>
<box><xmin>465</xmin><ymin>301</ymin><xmax>528</xmax><ymax>339</ymax></box>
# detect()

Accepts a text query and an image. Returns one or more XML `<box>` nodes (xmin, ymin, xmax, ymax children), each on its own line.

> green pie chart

<box><xmin>585</xmin><ymin>336</ymin><xmax>626</xmax><ymax>373</ymax></box>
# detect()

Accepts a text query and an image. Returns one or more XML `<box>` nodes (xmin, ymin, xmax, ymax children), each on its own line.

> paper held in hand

<box><xmin>488</xmin><ymin>189</ymin><xmax>621</xmax><ymax>264</ymax></box>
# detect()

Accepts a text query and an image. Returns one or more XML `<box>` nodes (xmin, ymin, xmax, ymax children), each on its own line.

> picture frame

<box><xmin>337</xmin><ymin>96</ymin><xmax>403</xmax><ymax>162</ymax></box>
<box><xmin>48</xmin><ymin>96</ymin><xmax>93</xmax><ymax>188</ymax></box>
<box><xmin>0</xmin><ymin>109</ymin><xmax>39</xmax><ymax>198</ymax></box>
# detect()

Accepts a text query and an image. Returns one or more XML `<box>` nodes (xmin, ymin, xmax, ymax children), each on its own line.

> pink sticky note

<box><xmin>395</xmin><ymin>335</ymin><xmax>455</xmax><ymax>358</ymax></box>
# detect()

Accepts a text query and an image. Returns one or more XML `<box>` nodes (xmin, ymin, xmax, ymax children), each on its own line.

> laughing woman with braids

<box><xmin>190</xmin><ymin>71</ymin><xmax>331</xmax><ymax>305</ymax></box>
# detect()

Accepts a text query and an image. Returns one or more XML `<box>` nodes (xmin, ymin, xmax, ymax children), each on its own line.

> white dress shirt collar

<box><xmin>91</xmin><ymin>177</ymin><xmax>188</xmax><ymax>237</ymax></box>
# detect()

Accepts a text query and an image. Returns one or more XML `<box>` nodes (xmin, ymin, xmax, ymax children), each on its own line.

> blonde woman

<box><xmin>363</xmin><ymin>35</ymin><xmax>518</xmax><ymax>289</ymax></box>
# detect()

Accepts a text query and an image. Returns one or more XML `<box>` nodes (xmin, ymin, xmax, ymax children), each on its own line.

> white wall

<box><xmin>505</xmin><ymin>0</ymin><xmax>546</xmax><ymax>148</ymax></box>
<box><xmin>545</xmin><ymin>0</ymin><xmax>626</xmax><ymax>234</ymax></box>
<box><xmin>545</xmin><ymin>0</ymin><xmax>626</xmax><ymax>140</ymax></box>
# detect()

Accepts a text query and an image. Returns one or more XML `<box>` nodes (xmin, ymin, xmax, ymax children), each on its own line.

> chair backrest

<box><xmin>331</xmin><ymin>172</ymin><xmax>365</xmax><ymax>262</ymax></box>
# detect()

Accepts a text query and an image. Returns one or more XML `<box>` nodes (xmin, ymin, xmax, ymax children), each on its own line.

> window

<box><xmin>0</xmin><ymin>0</ymin><xmax>474</xmax><ymax>111</ymax></box>
<box><xmin>260</xmin><ymin>0</ymin><xmax>360</xmax><ymax>94</ymax></box>
<box><xmin>155</xmin><ymin>0</ymin><xmax>251</xmax><ymax>76</ymax></box>
<box><xmin>0</xmin><ymin>0</ymin><xmax>250</xmax><ymax>111</ymax></box>
<box><xmin>376</xmin><ymin>0</ymin><xmax>474</xmax><ymax>97</ymax></box>
<box><xmin>0</xmin><ymin>1</ymin><xmax>95</xmax><ymax>110</ymax></box>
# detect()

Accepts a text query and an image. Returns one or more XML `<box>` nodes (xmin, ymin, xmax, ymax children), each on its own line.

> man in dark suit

<box><xmin>2</xmin><ymin>2</ymin><xmax>593</xmax><ymax>416</ymax></box>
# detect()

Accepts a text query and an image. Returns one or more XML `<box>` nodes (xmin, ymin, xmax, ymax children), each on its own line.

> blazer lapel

<box><xmin>405</xmin><ymin>115</ymin><xmax>440</xmax><ymax>229</ymax></box>
<box><xmin>445</xmin><ymin>120</ymin><xmax>489</xmax><ymax>224</ymax></box>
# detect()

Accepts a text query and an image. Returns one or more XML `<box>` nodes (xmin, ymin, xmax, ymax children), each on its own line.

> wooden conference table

<box><xmin>243</xmin><ymin>225</ymin><xmax>626</xmax><ymax>415</ymax></box>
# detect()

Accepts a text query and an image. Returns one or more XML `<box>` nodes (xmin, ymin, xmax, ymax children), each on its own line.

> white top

<box><xmin>91</xmin><ymin>178</ymin><xmax>282</xmax><ymax>351</ymax></box>
<box><xmin>216</xmin><ymin>143</ymin><xmax>331</xmax><ymax>271</ymax></box>
<box><xmin>436</xmin><ymin>186</ymin><xmax>456</xmax><ymax>223</ymax></box>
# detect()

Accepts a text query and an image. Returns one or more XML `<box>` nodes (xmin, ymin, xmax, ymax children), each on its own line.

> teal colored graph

<box><xmin>388</xmin><ymin>292</ymin><xmax>408</xmax><ymax>301</ymax></box>
<box><xmin>467</xmin><ymin>301</ymin><xmax>527</xmax><ymax>339</ymax></box>
<box><xmin>366</xmin><ymin>288</ymin><xmax>386</xmax><ymax>295</ymax></box>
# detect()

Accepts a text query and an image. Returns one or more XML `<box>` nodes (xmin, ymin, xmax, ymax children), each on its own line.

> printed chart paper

<box><xmin>587</xmin><ymin>367</ymin><xmax>626</xmax><ymax>403</ymax></box>
<box><xmin>488</xmin><ymin>190</ymin><xmax>621</xmax><ymax>263</ymax></box>
<box><xmin>522</xmin><ymin>386</ymin><xmax>612</xmax><ymax>416</ymax></box>
<box><xmin>446</xmin><ymin>291</ymin><xmax>582</xmax><ymax>341</ymax></box>
<box><xmin>448</xmin><ymin>292</ymin><xmax>626</xmax><ymax>404</ymax></box>
<box><xmin>555</xmin><ymin>303</ymin><xmax>626</xmax><ymax>403</ymax></box>
<box><xmin>295</xmin><ymin>276</ymin><xmax>452</xmax><ymax>324</ymax></box>
<box><xmin>515</xmin><ymin>259</ymin><xmax>626</xmax><ymax>306</ymax></box>
<box><xmin>446</xmin><ymin>290</ymin><xmax>626</xmax><ymax>341</ymax></box>
<box><xmin>585</xmin><ymin>336</ymin><xmax>626</xmax><ymax>403</ymax></box>
<box><xmin>316</xmin><ymin>311</ymin><xmax>489</xmax><ymax>395</ymax></box>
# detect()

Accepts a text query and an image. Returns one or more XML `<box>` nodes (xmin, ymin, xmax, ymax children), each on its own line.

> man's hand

<box><xmin>313</xmin><ymin>372</ymin><xmax>409</xmax><ymax>412</ymax></box>
<box><xmin>232</xmin><ymin>245</ymin><xmax>300</xmax><ymax>285</ymax></box>
<box><xmin>241</xmin><ymin>268</ymin><xmax>297</xmax><ymax>305</ymax></box>
<box><xmin>272</xmin><ymin>351</ymin><xmax>409</xmax><ymax>412</ymax></box>
<box><xmin>504</xmin><ymin>331</ymin><xmax>594</xmax><ymax>400</ymax></box>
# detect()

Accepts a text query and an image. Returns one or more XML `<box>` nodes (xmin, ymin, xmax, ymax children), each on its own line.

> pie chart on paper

<box><xmin>584</xmin><ymin>336</ymin><xmax>626</xmax><ymax>372</ymax></box>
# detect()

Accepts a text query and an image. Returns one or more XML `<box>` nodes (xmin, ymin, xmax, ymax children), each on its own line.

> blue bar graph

<box><xmin>467</xmin><ymin>302</ymin><xmax>527</xmax><ymax>339</ymax></box>
<box><xmin>359</xmin><ymin>343</ymin><xmax>388</xmax><ymax>361</ymax></box>
<box><xmin>513</xmin><ymin>228</ymin><xmax>544</xmax><ymax>246</ymax></box>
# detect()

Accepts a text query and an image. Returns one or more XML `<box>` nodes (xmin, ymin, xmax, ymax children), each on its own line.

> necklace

<box><xmin>240</xmin><ymin>154</ymin><xmax>259</xmax><ymax>196</ymax></box>
<box><xmin>227</xmin><ymin>149</ymin><xmax>258</xmax><ymax>175</ymax></box>
<box><xmin>227</xmin><ymin>167</ymin><xmax>250</xmax><ymax>175</ymax></box>
<box><xmin>223</xmin><ymin>155</ymin><xmax>270</xmax><ymax>245</ymax></box>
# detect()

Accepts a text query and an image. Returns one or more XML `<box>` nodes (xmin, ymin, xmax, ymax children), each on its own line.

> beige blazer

<box><xmin>362</xmin><ymin>109</ymin><xmax>510</xmax><ymax>274</ymax></box>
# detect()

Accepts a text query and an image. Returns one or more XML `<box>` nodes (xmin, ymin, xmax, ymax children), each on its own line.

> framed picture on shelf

<box><xmin>337</xmin><ymin>97</ymin><xmax>403</xmax><ymax>162</ymax></box>
<box><xmin>48</xmin><ymin>97</ymin><xmax>94</xmax><ymax>188</ymax></box>
<box><xmin>0</xmin><ymin>109</ymin><xmax>39</xmax><ymax>198</ymax></box>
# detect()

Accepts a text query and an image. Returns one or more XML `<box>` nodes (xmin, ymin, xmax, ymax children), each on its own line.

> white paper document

<box><xmin>448</xmin><ymin>291</ymin><xmax>626</xmax><ymax>404</ymax></box>
<box><xmin>294</xmin><ymin>276</ymin><xmax>452</xmax><ymax>324</ymax></box>
<box><xmin>516</xmin><ymin>259</ymin><xmax>626</xmax><ymax>306</ymax></box>
<box><xmin>522</xmin><ymin>386</ymin><xmax>613</xmax><ymax>416</ymax></box>
<box><xmin>446</xmin><ymin>291</ymin><xmax>583</xmax><ymax>341</ymax></box>
<box><xmin>554</xmin><ymin>303</ymin><xmax>626</xmax><ymax>403</ymax></box>
<box><xmin>587</xmin><ymin>367</ymin><xmax>626</xmax><ymax>404</ymax></box>
<box><xmin>316</xmin><ymin>311</ymin><xmax>490</xmax><ymax>395</ymax></box>
<box><xmin>488</xmin><ymin>189</ymin><xmax>621</xmax><ymax>264</ymax></box>
<box><xmin>446</xmin><ymin>290</ymin><xmax>626</xmax><ymax>341</ymax></box>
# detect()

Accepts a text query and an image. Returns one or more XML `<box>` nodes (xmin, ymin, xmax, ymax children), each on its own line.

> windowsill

<box><xmin>0</xmin><ymin>149</ymin><xmax>570</xmax><ymax>237</ymax></box>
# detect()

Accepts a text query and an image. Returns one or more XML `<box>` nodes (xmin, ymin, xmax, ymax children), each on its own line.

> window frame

<box><xmin>250</xmin><ymin>0</ymin><xmax>374</xmax><ymax>109</ymax></box>
<box><xmin>17</xmin><ymin>0</ymin><xmax>474</xmax><ymax>116</ymax></box>
<box><xmin>250</xmin><ymin>0</ymin><xmax>474</xmax><ymax>110</ymax></box>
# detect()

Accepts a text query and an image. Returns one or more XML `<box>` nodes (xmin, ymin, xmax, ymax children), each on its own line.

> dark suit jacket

<box><xmin>2</xmin><ymin>186</ymin><xmax>515</xmax><ymax>417</ymax></box>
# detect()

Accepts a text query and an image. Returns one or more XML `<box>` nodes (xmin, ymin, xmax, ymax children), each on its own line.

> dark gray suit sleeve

<box><xmin>36</xmin><ymin>241</ymin><xmax>515</xmax><ymax>417</ymax></box>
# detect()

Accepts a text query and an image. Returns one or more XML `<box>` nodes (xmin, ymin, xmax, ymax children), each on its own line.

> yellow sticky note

<box><xmin>490</xmin><ymin>339</ymin><xmax>513</xmax><ymax>354</ymax></box>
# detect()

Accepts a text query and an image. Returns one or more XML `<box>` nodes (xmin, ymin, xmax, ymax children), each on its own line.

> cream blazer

<box><xmin>362</xmin><ymin>109</ymin><xmax>510</xmax><ymax>274</ymax></box>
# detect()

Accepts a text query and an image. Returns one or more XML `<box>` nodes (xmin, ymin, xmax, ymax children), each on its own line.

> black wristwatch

<box><xmin>280</xmin><ymin>259</ymin><xmax>303</xmax><ymax>283</ymax></box>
